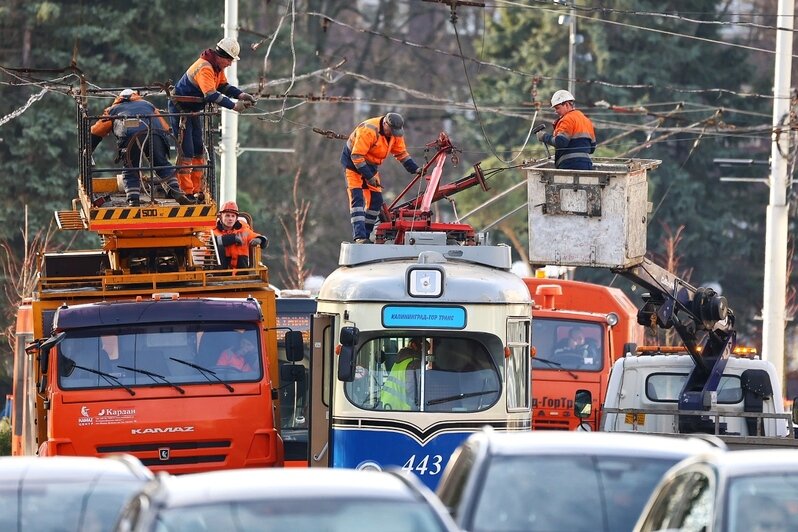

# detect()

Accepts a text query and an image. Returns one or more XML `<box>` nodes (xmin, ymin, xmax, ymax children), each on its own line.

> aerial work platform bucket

<box><xmin>525</xmin><ymin>158</ymin><xmax>661</xmax><ymax>269</ymax></box>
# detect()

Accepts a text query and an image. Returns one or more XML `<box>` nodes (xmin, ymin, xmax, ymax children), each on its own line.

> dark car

<box><xmin>634</xmin><ymin>449</ymin><xmax>798</xmax><ymax>531</ymax></box>
<box><xmin>115</xmin><ymin>467</ymin><xmax>459</xmax><ymax>532</ymax></box>
<box><xmin>436</xmin><ymin>430</ymin><xmax>722</xmax><ymax>532</ymax></box>
<box><xmin>0</xmin><ymin>454</ymin><xmax>153</xmax><ymax>532</ymax></box>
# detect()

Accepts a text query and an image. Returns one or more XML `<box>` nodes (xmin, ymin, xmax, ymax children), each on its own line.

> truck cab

<box><xmin>601</xmin><ymin>350</ymin><xmax>797</xmax><ymax>447</ymax></box>
<box><xmin>525</xmin><ymin>277</ymin><xmax>642</xmax><ymax>430</ymax></box>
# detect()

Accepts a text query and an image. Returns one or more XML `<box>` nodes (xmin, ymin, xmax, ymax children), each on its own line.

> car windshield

<box><xmin>154</xmin><ymin>498</ymin><xmax>448</xmax><ymax>532</ymax></box>
<box><xmin>0</xmin><ymin>477</ymin><xmax>147</xmax><ymax>532</ymax></box>
<box><xmin>471</xmin><ymin>454</ymin><xmax>682</xmax><ymax>532</ymax></box>
<box><xmin>726</xmin><ymin>473</ymin><xmax>798</xmax><ymax>531</ymax></box>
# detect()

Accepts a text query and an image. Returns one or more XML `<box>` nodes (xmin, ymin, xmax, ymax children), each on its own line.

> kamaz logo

<box><xmin>131</xmin><ymin>426</ymin><xmax>195</xmax><ymax>434</ymax></box>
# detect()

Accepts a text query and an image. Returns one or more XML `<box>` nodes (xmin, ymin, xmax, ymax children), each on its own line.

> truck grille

<box><xmin>97</xmin><ymin>439</ymin><xmax>231</xmax><ymax>467</ymax></box>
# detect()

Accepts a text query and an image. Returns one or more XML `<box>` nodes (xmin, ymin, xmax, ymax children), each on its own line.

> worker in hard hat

<box><xmin>341</xmin><ymin>113</ymin><xmax>420</xmax><ymax>244</ymax></box>
<box><xmin>168</xmin><ymin>37</ymin><xmax>257</xmax><ymax>202</ymax></box>
<box><xmin>90</xmin><ymin>89</ymin><xmax>193</xmax><ymax>207</ymax></box>
<box><xmin>536</xmin><ymin>90</ymin><xmax>596</xmax><ymax>170</ymax></box>
<box><xmin>213</xmin><ymin>201</ymin><xmax>268</xmax><ymax>270</ymax></box>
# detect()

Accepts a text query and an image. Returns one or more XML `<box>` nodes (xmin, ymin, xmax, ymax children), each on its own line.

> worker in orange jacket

<box><xmin>168</xmin><ymin>37</ymin><xmax>256</xmax><ymax>202</ymax></box>
<box><xmin>90</xmin><ymin>89</ymin><xmax>192</xmax><ymax>206</ymax></box>
<box><xmin>537</xmin><ymin>89</ymin><xmax>596</xmax><ymax>170</ymax></box>
<box><xmin>340</xmin><ymin>113</ymin><xmax>420</xmax><ymax>243</ymax></box>
<box><xmin>213</xmin><ymin>201</ymin><xmax>268</xmax><ymax>270</ymax></box>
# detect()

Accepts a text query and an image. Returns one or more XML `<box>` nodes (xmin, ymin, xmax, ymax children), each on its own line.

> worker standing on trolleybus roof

<box><xmin>341</xmin><ymin>113</ymin><xmax>420</xmax><ymax>244</ymax></box>
<box><xmin>213</xmin><ymin>201</ymin><xmax>268</xmax><ymax>270</ymax></box>
<box><xmin>90</xmin><ymin>89</ymin><xmax>193</xmax><ymax>207</ymax></box>
<box><xmin>536</xmin><ymin>89</ymin><xmax>596</xmax><ymax>170</ymax></box>
<box><xmin>168</xmin><ymin>37</ymin><xmax>257</xmax><ymax>202</ymax></box>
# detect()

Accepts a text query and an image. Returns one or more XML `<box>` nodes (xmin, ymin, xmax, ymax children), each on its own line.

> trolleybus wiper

<box><xmin>117</xmin><ymin>365</ymin><xmax>185</xmax><ymax>394</ymax></box>
<box><xmin>169</xmin><ymin>357</ymin><xmax>235</xmax><ymax>392</ymax></box>
<box><xmin>427</xmin><ymin>389</ymin><xmax>499</xmax><ymax>406</ymax></box>
<box><xmin>533</xmin><ymin>356</ymin><xmax>579</xmax><ymax>379</ymax></box>
<box><xmin>71</xmin><ymin>364</ymin><xmax>136</xmax><ymax>395</ymax></box>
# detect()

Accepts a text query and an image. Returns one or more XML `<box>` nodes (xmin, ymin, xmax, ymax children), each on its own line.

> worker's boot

<box><xmin>167</xmin><ymin>188</ymin><xmax>194</xmax><ymax>205</ymax></box>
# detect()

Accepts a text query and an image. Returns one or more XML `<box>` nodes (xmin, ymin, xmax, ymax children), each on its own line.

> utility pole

<box><xmin>762</xmin><ymin>0</ymin><xmax>793</xmax><ymax>389</ymax></box>
<box><xmin>220</xmin><ymin>0</ymin><xmax>239</xmax><ymax>205</ymax></box>
<box><xmin>567</xmin><ymin>4</ymin><xmax>576</xmax><ymax>96</ymax></box>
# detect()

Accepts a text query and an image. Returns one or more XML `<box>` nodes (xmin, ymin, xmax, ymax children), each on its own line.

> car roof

<box><xmin>473</xmin><ymin>431</ymin><xmax>719</xmax><ymax>459</ymax></box>
<box><xmin>0</xmin><ymin>455</ymin><xmax>152</xmax><ymax>482</ymax></box>
<box><xmin>150</xmin><ymin>468</ymin><xmax>427</xmax><ymax>508</ymax></box>
<box><xmin>680</xmin><ymin>448</ymin><xmax>798</xmax><ymax>477</ymax></box>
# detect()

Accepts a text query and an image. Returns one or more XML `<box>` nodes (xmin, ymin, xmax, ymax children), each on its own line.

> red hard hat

<box><xmin>219</xmin><ymin>201</ymin><xmax>239</xmax><ymax>214</ymax></box>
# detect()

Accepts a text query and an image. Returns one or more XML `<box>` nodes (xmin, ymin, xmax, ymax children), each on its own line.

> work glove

<box><xmin>403</xmin><ymin>158</ymin><xmax>420</xmax><ymax>174</ymax></box>
<box><xmin>221</xmin><ymin>234</ymin><xmax>243</xmax><ymax>246</ymax></box>
<box><xmin>536</xmin><ymin>130</ymin><xmax>547</xmax><ymax>142</ymax></box>
<box><xmin>250</xmin><ymin>236</ymin><xmax>269</xmax><ymax>249</ymax></box>
<box><xmin>366</xmin><ymin>176</ymin><xmax>379</xmax><ymax>188</ymax></box>
<box><xmin>233</xmin><ymin>100</ymin><xmax>248</xmax><ymax>112</ymax></box>
<box><xmin>239</xmin><ymin>93</ymin><xmax>257</xmax><ymax>103</ymax></box>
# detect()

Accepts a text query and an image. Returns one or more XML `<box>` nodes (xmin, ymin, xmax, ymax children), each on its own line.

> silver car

<box><xmin>436</xmin><ymin>430</ymin><xmax>723</xmax><ymax>532</ymax></box>
<box><xmin>0</xmin><ymin>454</ymin><xmax>153</xmax><ymax>532</ymax></box>
<box><xmin>634</xmin><ymin>449</ymin><xmax>798</xmax><ymax>532</ymax></box>
<box><xmin>115</xmin><ymin>467</ymin><xmax>460</xmax><ymax>532</ymax></box>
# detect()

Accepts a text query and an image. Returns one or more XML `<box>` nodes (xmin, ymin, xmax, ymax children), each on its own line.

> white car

<box><xmin>0</xmin><ymin>454</ymin><xmax>153</xmax><ymax>532</ymax></box>
<box><xmin>115</xmin><ymin>467</ymin><xmax>459</xmax><ymax>532</ymax></box>
<box><xmin>634</xmin><ymin>449</ymin><xmax>798</xmax><ymax>531</ymax></box>
<box><xmin>436</xmin><ymin>430</ymin><xmax>723</xmax><ymax>532</ymax></box>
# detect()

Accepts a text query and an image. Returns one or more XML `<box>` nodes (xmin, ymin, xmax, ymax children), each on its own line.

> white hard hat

<box><xmin>216</xmin><ymin>37</ymin><xmax>241</xmax><ymax>61</ymax></box>
<box><xmin>551</xmin><ymin>89</ymin><xmax>575</xmax><ymax>107</ymax></box>
<box><xmin>119</xmin><ymin>88</ymin><xmax>135</xmax><ymax>99</ymax></box>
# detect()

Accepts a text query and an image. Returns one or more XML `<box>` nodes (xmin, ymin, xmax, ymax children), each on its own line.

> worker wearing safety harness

<box><xmin>536</xmin><ymin>90</ymin><xmax>596</xmax><ymax>170</ymax></box>
<box><xmin>90</xmin><ymin>89</ymin><xmax>193</xmax><ymax>206</ymax></box>
<box><xmin>213</xmin><ymin>201</ymin><xmax>268</xmax><ymax>270</ymax></box>
<box><xmin>341</xmin><ymin>113</ymin><xmax>420</xmax><ymax>244</ymax></box>
<box><xmin>168</xmin><ymin>37</ymin><xmax>256</xmax><ymax>202</ymax></box>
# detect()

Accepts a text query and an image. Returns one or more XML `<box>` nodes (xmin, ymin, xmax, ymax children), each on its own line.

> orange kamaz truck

<box><xmin>525</xmin><ymin>277</ymin><xmax>643</xmax><ymax>430</ymax></box>
<box><xmin>12</xmin><ymin>88</ymin><xmax>293</xmax><ymax>473</ymax></box>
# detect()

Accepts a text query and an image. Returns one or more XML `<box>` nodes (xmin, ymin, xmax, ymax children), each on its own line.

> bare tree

<box><xmin>0</xmin><ymin>207</ymin><xmax>55</xmax><ymax>374</ymax></box>
<box><xmin>278</xmin><ymin>168</ymin><xmax>311</xmax><ymax>289</ymax></box>
<box><xmin>647</xmin><ymin>223</ymin><xmax>693</xmax><ymax>346</ymax></box>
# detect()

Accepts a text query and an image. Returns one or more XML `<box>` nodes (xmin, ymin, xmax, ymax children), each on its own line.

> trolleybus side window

<box><xmin>345</xmin><ymin>335</ymin><xmax>502</xmax><ymax>413</ymax></box>
<box><xmin>506</xmin><ymin>318</ymin><xmax>531</xmax><ymax>411</ymax></box>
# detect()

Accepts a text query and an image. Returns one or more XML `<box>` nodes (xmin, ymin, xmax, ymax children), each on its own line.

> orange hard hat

<box><xmin>219</xmin><ymin>201</ymin><xmax>239</xmax><ymax>214</ymax></box>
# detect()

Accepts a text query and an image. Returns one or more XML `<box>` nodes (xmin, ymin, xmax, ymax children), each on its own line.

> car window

<box><xmin>0</xmin><ymin>477</ymin><xmax>147</xmax><ymax>532</ymax></box>
<box><xmin>727</xmin><ymin>474</ymin><xmax>798</xmax><ymax>532</ymax></box>
<box><xmin>469</xmin><ymin>454</ymin><xmax>681</xmax><ymax>532</ymax></box>
<box><xmin>642</xmin><ymin>470</ymin><xmax>712</xmax><ymax>532</ymax></box>
<box><xmin>154</xmin><ymin>499</ymin><xmax>449</xmax><ymax>532</ymax></box>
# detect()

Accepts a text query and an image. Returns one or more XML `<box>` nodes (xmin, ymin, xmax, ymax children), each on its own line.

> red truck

<box><xmin>525</xmin><ymin>277</ymin><xmax>643</xmax><ymax>430</ymax></box>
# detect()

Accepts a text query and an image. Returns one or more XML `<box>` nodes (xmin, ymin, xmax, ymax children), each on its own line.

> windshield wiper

<box><xmin>427</xmin><ymin>389</ymin><xmax>499</xmax><ymax>406</ymax></box>
<box><xmin>117</xmin><ymin>366</ymin><xmax>185</xmax><ymax>394</ymax></box>
<box><xmin>533</xmin><ymin>356</ymin><xmax>579</xmax><ymax>379</ymax></box>
<box><xmin>169</xmin><ymin>357</ymin><xmax>234</xmax><ymax>392</ymax></box>
<box><xmin>71</xmin><ymin>364</ymin><xmax>136</xmax><ymax>396</ymax></box>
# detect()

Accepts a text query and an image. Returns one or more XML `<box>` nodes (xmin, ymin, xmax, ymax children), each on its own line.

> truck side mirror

<box><xmin>574</xmin><ymin>389</ymin><xmax>592</xmax><ymax>418</ymax></box>
<box><xmin>30</xmin><ymin>332</ymin><xmax>66</xmax><ymax>376</ymax></box>
<box><xmin>792</xmin><ymin>398</ymin><xmax>798</xmax><ymax>432</ymax></box>
<box><xmin>280</xmin><ymin>363</ymin><xmax>305</xmax><ymax>383</ymax></box>
<box><xmin>622</xmin><ymin>342</ymin><xmax>638</xmax><ymax>357</ymax></box>
<box><xmin>283</xmin><ymin>330</ymin><xmax>305</xmax><ymax>362</ymax></box>
<box><xmin>338</xmin><ymin>326</ymin><xmax>359</xmax><ymax>382</ymax></box>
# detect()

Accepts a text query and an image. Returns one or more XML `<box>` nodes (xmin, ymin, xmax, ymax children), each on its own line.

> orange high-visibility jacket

<box><xmin>340</xmin><ymin>116</ymin><xmax>416</xmax><ymax>180</ymax></box>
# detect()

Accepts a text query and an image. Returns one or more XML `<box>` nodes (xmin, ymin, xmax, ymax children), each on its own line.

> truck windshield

<box><xmin>345</xmin><ymin>334</ymin><xmax>502</xmax><ymax>413</ymax></box>
<box><xmin>58</xmin><ymin>323</ymin><xmax>262</xmax><ymax>389</ymax></box>
<box><xmin>532</xmin><ymin>319</ymin><xmax>604</xmax><ymax>372</ymax></box>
